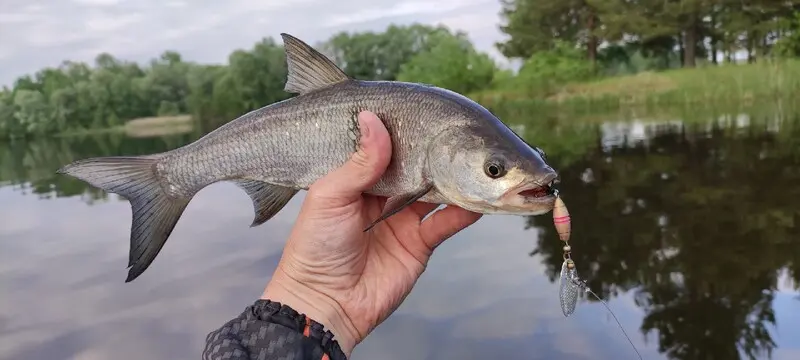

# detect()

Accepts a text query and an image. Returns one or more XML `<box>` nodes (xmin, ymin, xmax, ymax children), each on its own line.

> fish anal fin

<box><xmin>280</xmin><ymin>33</ymin><xmax>350</xmax><ymax>94</ymax></box>
<box><xmin>233</xmin><ymin>179</ymin><xmax>298</xmax><ymax>227</ymax></box>
<box><xmin>363</xmin><ymin>184</ymin><xmax>434</xmax><ymax>232</ymax></box>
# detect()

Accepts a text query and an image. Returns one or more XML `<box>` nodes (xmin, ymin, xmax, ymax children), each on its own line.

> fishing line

<box><xmin>553</xmin><ymin>194</ymin><xmax>643</xmax><ymax>360</ymax></box>
<box><xmin>584</xmin><ymin>287</ymin><xmax>643</xmax><ymax>360</ymax></box>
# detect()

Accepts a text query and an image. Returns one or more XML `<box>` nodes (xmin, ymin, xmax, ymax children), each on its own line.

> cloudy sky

<box><xmin>0</xmin><ymin>0</ymin><xmax>511</xmax><ymax>86</ymax></box>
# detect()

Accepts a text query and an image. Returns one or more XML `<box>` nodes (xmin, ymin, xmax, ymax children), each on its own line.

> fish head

<box><xmin>427</xmin><ymin>125</ymin><xmax>559</xmax><ymax>215</ymax></box>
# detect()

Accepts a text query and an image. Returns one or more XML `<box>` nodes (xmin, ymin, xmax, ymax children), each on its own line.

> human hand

<box><xmin>261</xmin><ymin>110</ymin><xmax>482</xmax><ymax>356</ymax></box>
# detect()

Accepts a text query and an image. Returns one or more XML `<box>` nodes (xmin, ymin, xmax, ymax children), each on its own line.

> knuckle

<box><xmin>350</xmin><ymin>148</ymin><xmax>372</xmax><ymax>168</ymax></box>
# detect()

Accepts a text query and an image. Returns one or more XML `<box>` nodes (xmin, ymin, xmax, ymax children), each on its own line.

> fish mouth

<box><xmin>509</xmin><ymin>172</ymin><xmax>559</xmax><ymax>201</ymax></box>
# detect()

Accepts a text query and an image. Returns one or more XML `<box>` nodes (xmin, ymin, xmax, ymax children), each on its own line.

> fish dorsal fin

<box><xmin>280</xmin><ymin>33</ymin><xmax>350</xmax><ymax>94</ymax></box>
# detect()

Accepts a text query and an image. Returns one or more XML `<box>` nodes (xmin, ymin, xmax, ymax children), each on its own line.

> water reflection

<box><xmin>0</xmin><ymin>132</ymin><xmax>195</xmax><ymax>203</ymax></box>
<box><xmin>1</xmin><ymin>109</ymin><xmax>799</xmax><ymax>360</ymax></box>
<box><xmin>527</xmin><ymin>115</ymin><xmax>800</xmax><ymax>359</ymax></box>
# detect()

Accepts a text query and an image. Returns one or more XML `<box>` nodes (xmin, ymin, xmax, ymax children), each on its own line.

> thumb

<box><xmin>309</xmin><ymin>111</ymin><xmax>392</xmax><ymax>206</ymax></box>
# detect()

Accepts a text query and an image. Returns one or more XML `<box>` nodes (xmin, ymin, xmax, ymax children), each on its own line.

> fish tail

<box><xmin>57</xmin><ymin>154</ymin><xmax>191</xmax><ymax>283</ymax></box>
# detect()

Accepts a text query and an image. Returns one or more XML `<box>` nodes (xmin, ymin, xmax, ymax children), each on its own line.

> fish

<box><xmin>56</xmin><ymin>33</ymin><xmax>560</xmax><ymax>282</ymax></box>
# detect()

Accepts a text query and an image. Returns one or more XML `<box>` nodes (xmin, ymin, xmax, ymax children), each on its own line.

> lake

<box><xmin>1</xmin><ymin>103</ymin><xmax>799</xmax><ymax>360</ymax></box>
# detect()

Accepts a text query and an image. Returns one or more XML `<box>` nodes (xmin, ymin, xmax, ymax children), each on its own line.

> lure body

<box><xmin>553</xmin><ymin>195</ymin><xmax>579</xmax><ymax>317</ymax></box>
<box><xmin>553</xmin><ymin>196</ymin><xmax>571</xmax><ymax>242</ymax></box>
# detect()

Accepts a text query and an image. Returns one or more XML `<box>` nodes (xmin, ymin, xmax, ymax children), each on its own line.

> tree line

<box><xmin>3</xmin><ymin>1</ymin><xmax>800</xmax><ymax>138</ymax></box>
<box><xmin>498</xmin><ymin>0</ymin><xmax>800</xmax><ymax>68</ymax></box>
<box><xmin>0</xmin><ymin>25</ymin><xmax>498</xmax><ymax>139</ymax></box>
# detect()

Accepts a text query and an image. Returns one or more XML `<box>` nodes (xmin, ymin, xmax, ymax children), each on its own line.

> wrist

<box><xmin>262</xmin><ymin>271</ymin><xmax>360</xmax><ymax>357</ymax></box>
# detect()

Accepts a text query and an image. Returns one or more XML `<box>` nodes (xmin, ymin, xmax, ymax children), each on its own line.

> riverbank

<box><xmin>51</xmin><ymin>115</ymin><xmax>194</xmax><ymax>138</ymax></box>
<box><xmin>11</xmin><ymin>60</ymin><xmax>800</xmax><ymax>141</ymax></box>
<box><xmin>471</xmin><ymin>60</ymin><xmax>800</xmax><ymax>111</ymax></box>
<box><xmin>122</xmin><ymin>115</ymin><xmax>194</xmax><ymax>138</ymax></box>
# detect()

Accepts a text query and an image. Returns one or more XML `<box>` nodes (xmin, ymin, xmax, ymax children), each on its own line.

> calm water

<box><xmin>1</xmin><ymin>106</ymin><xmax>799</xmax><ymax>360</ymax></box>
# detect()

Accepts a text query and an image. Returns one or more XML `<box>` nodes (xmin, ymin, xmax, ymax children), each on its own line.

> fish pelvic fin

<box><xmin>280</xmin><ymin>33</ymin><xmax>351</xmax><ymax>95</ymax></box>
<box><xmin>364</xmin><ymin>184</ymin><xmax>434</xmax><ymax>232</ymax></box>
<box><xmin>56</xmin><ymin>155</ymin><xmax>192</xmax><ymax>283</ymax></box>
<box><xmin>232</xmin><ymin>179</ymin><xmax>298</xmax><ymax>227</ymax></box>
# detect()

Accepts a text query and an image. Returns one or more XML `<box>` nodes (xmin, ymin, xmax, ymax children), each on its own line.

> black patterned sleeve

<box><xmin>202</xmin><ymin>299</ymin><xmax>347</xmax><ymax>360</ymax></box>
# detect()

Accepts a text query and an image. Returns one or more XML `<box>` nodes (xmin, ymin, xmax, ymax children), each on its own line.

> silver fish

<box><xmin>57</xmin><ymin>33</ymin><xmax>559</xmax><ymax>282</ymax></box>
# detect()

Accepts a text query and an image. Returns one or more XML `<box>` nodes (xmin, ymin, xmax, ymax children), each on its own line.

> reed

<box><xmin>471</xmin><ymin>60</ymin><xmax>800</xmax><ymax>111</ymax></box>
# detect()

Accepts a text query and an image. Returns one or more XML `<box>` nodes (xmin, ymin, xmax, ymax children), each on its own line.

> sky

<box><xmin>0</xmin><ymin>0</ymin><xmax>512</xmax><ymax>86</ymax></box>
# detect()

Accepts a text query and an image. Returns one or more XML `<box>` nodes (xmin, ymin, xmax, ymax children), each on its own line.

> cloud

<box><xmin>71</xmin><ymin>0</ymin><xmax>124</xmax><ymax>6</ymax></box>
<box><xmin>0</xmin><ymin>0</ymin><xmax>506</xmax><ymax>86</ymax></box>
<box><xmin>322</xmin><ymin>0</ymin><xmax>488</xmax><ymax>27</ymax></box>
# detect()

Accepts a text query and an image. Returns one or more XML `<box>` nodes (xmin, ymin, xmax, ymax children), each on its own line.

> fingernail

<box><xmin>358</xmin><ymin>114</ymin><xmax>371</xmax><ymax>139</ymax></box>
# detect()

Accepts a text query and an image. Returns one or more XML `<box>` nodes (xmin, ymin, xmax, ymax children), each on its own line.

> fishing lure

<box><xmin>552</xmin><ymin>195</ymin><xmax>643</xmax><ymax>360</ymax></box>
<box><xmin>553</xmin><ymin>195</ymin><xmax>580</xmax><ymax>317</ymax></box>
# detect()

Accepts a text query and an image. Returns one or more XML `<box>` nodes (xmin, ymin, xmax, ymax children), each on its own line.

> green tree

<box><xmin>497</xmin><ymin>0</ymin><xmax>800</xmax><ymax>69</ymax></box>
<box><xmin>137</xmin><ymin>51</ymin><xmax>190</xmax><ymax>116</ymax></box>
<box><xmin>774</xmin><ymin>12</ymin><xmax>800</xmax><ymax>58</ymax></box>
<box><xmin>157</xmin><ymin>101</ymin><xmax>180</xmax><ymax>116</ymax></box>
<box><xmin>321</xmin><ymin>24</ymin><xmax>463</xmax><ymax>80</ymax></box>
<box><xmin>0</xmin><ymin>34</ymin><xmax>304</xmax><ymax>137</ymax></box>
<box><xmin>13</xmin><ymin>90</ymin><xmax>53</xmax><ymax>134</ymax></box>
<box><xmin>396</xmin><ymin>33</ymin><xmax>497</xmax><ymax>94</ymax></box>
<box><xmin>50</xmin><ymin>87</ymin><xmax>78</xmax><ymax>131</ymax></box>
<box><xmin>497</xmin><ymin>0</ymin><xmax>601</xmax><ymax>64</ymax></box>
<box><xmin>186</xmin><ymin>64</ymin><xmax>226</xmax><ymax>123</ymax></box>
<box><xmin>227</xmin><ymin>38</ymin><xmax>289</xmax><ymax>111</ymax></box>
<box><xmin>0</xmin><ymin>90</ymin><xmax>17</xmax><ymax>137</ymax></box>
<box><xmin>209</xmin><ymin>70</ymin><xmax>246</xmax><ymax>123</ymax></box>
<box><xmin>514</xmin><ymin>40</ymin><xmax>596</xmax><ymax>95</ymax></box>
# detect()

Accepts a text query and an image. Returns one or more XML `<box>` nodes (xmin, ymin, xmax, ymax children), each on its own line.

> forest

<box><xmin>2</xmin><ymin>0</ymin><xmax>800</xmax><ymax>138</ymax></box>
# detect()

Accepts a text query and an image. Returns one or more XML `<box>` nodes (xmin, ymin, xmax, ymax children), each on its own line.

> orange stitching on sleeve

<box><xmin>303</xmin><ymin>316</ymin><xmax>311</xmax><ymax>337</ymax></box>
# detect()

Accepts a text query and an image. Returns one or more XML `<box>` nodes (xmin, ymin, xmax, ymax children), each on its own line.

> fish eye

<box><xmin>484</xmin><ymin>161</ymin><xmax>506</xmax><ymax>178</ymax></box>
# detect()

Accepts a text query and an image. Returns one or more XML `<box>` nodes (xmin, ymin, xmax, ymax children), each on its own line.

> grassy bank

<box><xmin>471</xmin><ymin>60</ymin><xmax>800</xmax><ymax>112</ymax></box>
<box><xmin>123</xmin><ymin>115</ymin><xmax>194</xmax><ymax>138</ymax></box>
<box><xmin>50</xmin><ymin>115</ymin><xmax>194</xmax><ymax>139</ymax></box>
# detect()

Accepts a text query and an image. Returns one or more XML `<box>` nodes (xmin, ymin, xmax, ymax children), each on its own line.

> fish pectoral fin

<box><xmin>363</xmin><ymin>184</ymin><xmax>434</xmax><ymax>232</ymax></box>
<box><xmin>280</xmin><ymin>33</ymin><xmax>351</xmax><ymax>95</ymax></box>
<box><xmin>233</xmin><ymin>179</ymin><xmax>298</xmax><ymax>227</ymax></box>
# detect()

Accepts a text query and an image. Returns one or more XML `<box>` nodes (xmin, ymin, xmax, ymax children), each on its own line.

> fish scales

<box><xmin>160</xmin><ymin>81</ymin><xmax>467</xmax><ymax>199</ymax></box>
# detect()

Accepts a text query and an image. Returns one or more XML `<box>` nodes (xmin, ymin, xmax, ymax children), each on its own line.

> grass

<box><xmin>470</xmin><ymin>59</ymin><xmax>800</xmax><ymax>112</ymax></box>
<box><xmin>548</xmin><ymin>71</ymin><xmax>678</xmax><ymax>103</ymax></box>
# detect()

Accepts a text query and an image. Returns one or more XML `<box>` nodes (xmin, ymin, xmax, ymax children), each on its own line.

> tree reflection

<box><xmin>0</xmin><ymin>132</ymin><xmax>196</xmax><ymax>204</ymax></box>
<box><xmin>526</xmin><ymin>113</ymin><xmax>800</xmax><ymax>359</ymax></box>
<box><xmin>2</xmin><ymin>102</ymin><xmax>799</xmax><ymax>359</ymax></box>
